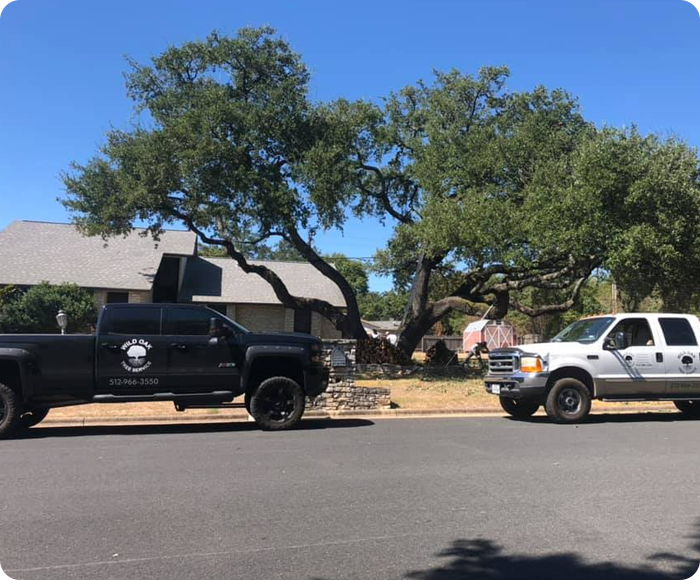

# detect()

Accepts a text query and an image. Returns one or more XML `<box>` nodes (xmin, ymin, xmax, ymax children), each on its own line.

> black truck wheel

<box><xmin>19</xmin><ymin>408</ymin><xmax>50</xmax><ymax>429</ymax></box>
<box><xmin>249</xmin><ymin>377</ymin><xmax>306</xmax><ymax>431</ymax></box>
<box><xmin>0</xmin><ymin>383</ymin><xmax>21</xmax><ymax>439</ymax></box>
<box><xmin>545</xmin><ymin>378</ymin><xmax>591</xmax><ymax>424</ymax></box>
<box><xmin>674</xmin><ymin>401</ymin><xmax>700</xmax><ymax>419</ymax></box>
<box><xmin>500</xmin><ymin>397</ymin><xmax>540</xmax><ymax>419</ymax></box>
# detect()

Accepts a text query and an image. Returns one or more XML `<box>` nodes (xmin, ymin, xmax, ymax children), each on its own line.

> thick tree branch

<box><xmin>169</xmin><ymin>208</ymin><xmax>359</xmax><ymax>336</ymax></box>
<box><xmin>356</xmin><ymin>162</ymin><xmax>414</xmax><ymax>224</ymax></box>
<box><xmin>285</xmin><ymin>227</ymin><xmax>367</xmax><ymax>338</ymax></box>
<box><xmin>509</xmin><ymin>277</ymin><xmax>587</xmax><ymax>317</ymax></box>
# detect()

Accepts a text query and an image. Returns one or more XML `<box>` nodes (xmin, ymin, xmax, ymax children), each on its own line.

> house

<box><xmin>0</xmin><ymin>221</ymin><xmax>344</xmax><ymax>338</ymax></box>
<box><xmin>362</xmin><ymin>320</ymin><xmax>401</xmax><ymax>335</ymax></box>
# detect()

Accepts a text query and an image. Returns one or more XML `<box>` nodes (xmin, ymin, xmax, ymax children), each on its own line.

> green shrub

<box><xmin>0</xmin><ymin>283</ymin><xmax>97</xmax><ymax>334</ymax></box>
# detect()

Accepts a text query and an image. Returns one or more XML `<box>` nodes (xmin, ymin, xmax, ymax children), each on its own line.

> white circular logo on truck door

<box><xmin>678</xmin><ymin>352</ymin><xmax>697</xmax><ymax>375</ymax></box>
<box><xmin>120</xmin><ymin>339</ymin><xmax>153</xmax><ymax>373</ymax></box>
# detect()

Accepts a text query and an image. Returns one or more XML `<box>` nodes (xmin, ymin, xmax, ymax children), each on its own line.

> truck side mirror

<box><xmin>209</xmin><ymin>318</ymin><xmax>232</xmax><ymax>344</ymax></box>
<box><xmin>604</xmin><ymin>332</ymin><xmax>627</xmax><ymax>350</ymax></box>
<box><xmin>209</xmin><ymin>318</ymin><xmax>223</xmax><ymax>337</ymax></box>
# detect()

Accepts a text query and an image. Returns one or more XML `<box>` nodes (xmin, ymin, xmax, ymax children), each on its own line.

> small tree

<box><xmin>0</xmin><ymin>283</ymin><xmax>97</xmax><ymax>334</ymax></box>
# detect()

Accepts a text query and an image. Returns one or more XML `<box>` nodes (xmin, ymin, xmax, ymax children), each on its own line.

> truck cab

<box><xmin>486</xmin><ymin>313</ymin><xmax>700</xmax><ymax>423</ymax></box>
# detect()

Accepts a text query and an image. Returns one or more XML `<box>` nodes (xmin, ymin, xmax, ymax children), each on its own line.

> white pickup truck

<box><xmin>485</xmin><ymin>313</ymin><xmax>700</xmax><ymax>423</ymax></box>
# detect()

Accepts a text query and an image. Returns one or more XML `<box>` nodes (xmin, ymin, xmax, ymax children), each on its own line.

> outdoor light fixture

<box><xmin>56</xmin><ymin>310</ymin><xmax>68</xmax><ymax>335</ymax></box>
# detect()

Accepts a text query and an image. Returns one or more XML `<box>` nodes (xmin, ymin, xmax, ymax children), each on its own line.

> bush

<box><xmin>0</xmin><ymin>283</ymin><xmax>97</xmax><ymax>334</ymax></box>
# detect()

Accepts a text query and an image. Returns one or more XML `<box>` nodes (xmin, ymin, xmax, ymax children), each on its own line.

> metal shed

<box><xmin>463</xmin><ymin>319</ymin><xmax>517</xmax><ymax>352</ymax></box>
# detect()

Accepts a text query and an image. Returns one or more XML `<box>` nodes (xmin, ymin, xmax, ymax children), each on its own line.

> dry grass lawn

<box><xmin>357</xmin><ymin>376</ymin><xmax>676</xmax><ymax>412</ymax></box>
<box><xmin>357</xmin><ymin>377</ymin><xmax>498</xmax><ymax>410</ymax></box>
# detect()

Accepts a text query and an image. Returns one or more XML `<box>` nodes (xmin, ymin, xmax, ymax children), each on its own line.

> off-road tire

<box><xmin>0</xmin><ymin>382</ymin><xmax>21</xmax><ymax>439</ymax></box>
<box><xmin>500</xmin><ymin>397</ymin><xmax>540</xmax><ymax>419</ymax></box>
<box><xmin>674</xmin><ymin>401</ymin><xmax>700</xmax><ymax>419</ymax></box>
<box><xmin>249</xmin><ymin>377</ymin><xmax>306</xmax><ymax>431</ymax></box>
<box><xmin>545</xmin><ymin>377</ymin><xmax>592</xmax><ymax>424</ymax></box>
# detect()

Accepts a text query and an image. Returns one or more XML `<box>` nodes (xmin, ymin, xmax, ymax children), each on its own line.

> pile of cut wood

<box><xmin>356</xmin><ymin>337</ymin><xmax>411</xmax><ymax>365</ymax></box>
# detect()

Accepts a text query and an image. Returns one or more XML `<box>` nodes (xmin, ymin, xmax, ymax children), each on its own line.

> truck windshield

<box><xmin>551</xmin><ymin>317</ymin><xmax>614</xmax><ymax>344</ymax></box>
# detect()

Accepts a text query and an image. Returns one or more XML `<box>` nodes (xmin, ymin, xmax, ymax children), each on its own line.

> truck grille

<box><xmin>489</xmin><ymin>353</ymin><xmax>518</xmax><ymax>374</ymax></box>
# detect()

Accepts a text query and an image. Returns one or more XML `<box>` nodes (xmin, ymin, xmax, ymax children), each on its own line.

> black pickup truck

<box><xmin>0</xmin><ymin>303</ymin><xmax>330</xmax><ymax>438</ymax></box>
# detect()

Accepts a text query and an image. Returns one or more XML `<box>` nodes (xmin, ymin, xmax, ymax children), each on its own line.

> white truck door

<box><xmin>597</xmin><ymin>316</ymin><xmax>666</xmax><ymax>397</ymax></box>
<box><xmin>658</xmin><ymin>317</ymin><xmax>700</xmax><ymax>397</ymax></box>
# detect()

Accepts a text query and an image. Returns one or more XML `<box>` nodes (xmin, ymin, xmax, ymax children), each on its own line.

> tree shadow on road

<box><xmin>401</xmin><ymin>537</ymin><xmax>698</xmax><ymax>580</ymax></box>
<box><xmin>311</xmin><ymin>522</ymin><xmax>700</xmax><ymax>580</ymax></box>
<box><xmin>15</xmin><ymin>417</ymin><xmax>374</xmax><ymax>439</ymax></box>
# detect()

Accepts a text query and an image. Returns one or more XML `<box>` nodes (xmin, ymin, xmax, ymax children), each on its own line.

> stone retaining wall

<box><xmin>308</xmin><ymin>340</ymin><xmax>391</xmax><ymax>411</ymax></box>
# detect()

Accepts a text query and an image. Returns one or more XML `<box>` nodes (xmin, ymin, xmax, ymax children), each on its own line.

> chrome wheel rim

<box><xmin>558</xmin><ymin>388</ymin><xmax>582</xmax><ymax>415</ymax></box>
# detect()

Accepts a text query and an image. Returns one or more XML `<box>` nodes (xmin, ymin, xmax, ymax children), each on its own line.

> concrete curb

<box><xmin>41</xmin><ymin>405</ymin><xmax>678</xmax><ymax>426</ymax></box>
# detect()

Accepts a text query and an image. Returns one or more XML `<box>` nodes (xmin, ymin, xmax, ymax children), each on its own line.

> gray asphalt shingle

<box><xmin>0</xmin><ymin>221</ymin><xmax>196</xmax><ymax>291</ymax></box>
<box><xmin>179</xmin><ymin>256</ymin><xmax>347</xmax><ymax>307</ymax></box>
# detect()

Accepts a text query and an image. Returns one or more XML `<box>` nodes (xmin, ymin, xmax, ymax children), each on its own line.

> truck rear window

<box><xmin>101</xmin><ymin>308</ymin><xmax>162</xmax><ymax>335</ymax></box>
<box><xmin>659</xmin><ymin>318</ymin><xmax>698</xmax><ymax>346</ymax></box>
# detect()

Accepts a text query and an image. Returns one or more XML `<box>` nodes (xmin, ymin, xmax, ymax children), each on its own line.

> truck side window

<box><xmin>606</xmin><ymin>318</ymin><xmax>654</xmax><ymax>348</ymax></box>
<box><xmin>165</xmin><ymin>308</ymin><xmax>217</xmax><ymax>336</ymax></box>
<box><xmin>102</xmin><ymin>308</ymin><xmax>162</xmax><ymax>335</ymax></box>
<box><xmin>659</xmin><ymin>318</ymin><xmax>698</xmax><ymax>346</ymax></box>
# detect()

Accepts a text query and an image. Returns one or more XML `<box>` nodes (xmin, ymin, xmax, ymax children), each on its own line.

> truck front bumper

<box><xmin>305</xmin><ymin>365</ymin><xmax>330</xmax><ymax>397</ymax></box>
<box><xmin>485</xmin><ymin>372</ymin><xmax>550</xmax><ymax>400</ymax></box>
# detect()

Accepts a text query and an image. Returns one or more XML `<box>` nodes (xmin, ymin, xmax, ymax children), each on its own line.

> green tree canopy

<box><xmin>62</xmin><ymin>27</ymin><xmax>700</xmax><ymax>356</ymax></box>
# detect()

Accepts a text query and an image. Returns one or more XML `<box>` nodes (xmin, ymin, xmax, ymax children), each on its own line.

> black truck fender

<box><xmin>0</xmin><ymin>348</ymin><xmax>36</xmax><ymax>402</ymax></box>
<box><xmin>242</xmin><ymin>345</ymin><xmax>308</xmax><ymax>393</ymax></box>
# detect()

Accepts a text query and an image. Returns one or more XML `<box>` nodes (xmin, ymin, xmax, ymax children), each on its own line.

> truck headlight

<box><xmin>520</xmin><ymin>356</ymin><xmax>544</xmax><ymax>373</ymax></box>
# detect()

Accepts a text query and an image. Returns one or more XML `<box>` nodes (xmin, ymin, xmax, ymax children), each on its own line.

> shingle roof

<box><xmin>179</xmin><ymin>256</ymin><xmax>347</xmax><ymax>308</ymax></box>
<box><xmin>0</xmin><ymin>221</ymin><xmax>197</xmax><ymax>291</ymax></box>
<box><xmin>362</xmin><ymin>320</ymin><xmax>402</xmax><ymax>332</ymax></box>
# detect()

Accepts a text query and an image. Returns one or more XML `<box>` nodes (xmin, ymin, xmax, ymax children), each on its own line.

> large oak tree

<box><xmin>63</xmin><ymin>27</ymin><xmax>700</xmax><ymax>356</ymax></box>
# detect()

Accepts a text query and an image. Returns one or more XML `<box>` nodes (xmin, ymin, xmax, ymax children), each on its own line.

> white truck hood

<box><xmin>510</xmin><ymin>342</ymin><xmax>597</xmax><ymax>357</ymax></box>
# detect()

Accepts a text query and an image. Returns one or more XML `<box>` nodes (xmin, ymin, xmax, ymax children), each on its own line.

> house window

<box><xmin>106</xmin><ymin>292</ymin><xmax>129</xmax><ymax>304</ymax></box>
<box><xmin>294</xmin><ymin>308</ymin><xmax>312</xmax><ymax>334</ymax></box>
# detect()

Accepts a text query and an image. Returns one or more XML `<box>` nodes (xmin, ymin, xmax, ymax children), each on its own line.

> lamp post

<box><xmin>56</xmin><ymin>310</ymin><xmax>68</xmax><ymax>335</ymax></box>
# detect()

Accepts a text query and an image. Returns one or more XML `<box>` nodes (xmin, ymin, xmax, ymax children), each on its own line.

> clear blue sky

<box><xmin>1</xmin><ymin>0</ymin><xmax>699</xmax><ymax>291</ymax></box>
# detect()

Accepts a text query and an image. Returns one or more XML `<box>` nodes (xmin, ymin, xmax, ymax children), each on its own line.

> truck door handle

<box><xmin>656</xmin><ymin>353</ymin><xmax>663</xmax><ymax>363</ymax></box>
<box><xmin>169</xmin><ymin>343</ymin><xmax>188</xmax><ymax>350</ymax></box>
<box><xmin>101</xmin><ymin>343</ymin><xmax>119</xmax><ymax>351</ymax></box>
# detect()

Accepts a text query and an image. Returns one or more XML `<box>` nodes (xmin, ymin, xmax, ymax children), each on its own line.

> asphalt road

<box><xmin>1</xmin><ymin>414</ymin><xmax>699</xmax><ymax>580</ymax></box>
